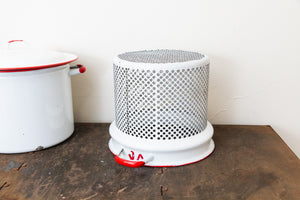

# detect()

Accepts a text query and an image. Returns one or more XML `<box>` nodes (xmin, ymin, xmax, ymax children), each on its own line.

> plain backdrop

<box><xmin>0</xmin><ymin>0</ymin><xmax>299</xmax><ymax>158</ymax></box>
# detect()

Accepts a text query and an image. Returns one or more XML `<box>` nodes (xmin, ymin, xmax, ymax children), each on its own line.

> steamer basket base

<box><xmin>108</xmin><ymin>121</ymin><xmax>215</xmax><ymax>167</ymax></box>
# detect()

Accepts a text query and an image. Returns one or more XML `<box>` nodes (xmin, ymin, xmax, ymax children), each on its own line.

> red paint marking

<box><xmin>128</xmin><ymin>151</ymin><xmax>135</xmax><ymax>160</ymax></box>
<box><xmin>137</xmin><ymin>154</ymin><xmax>144</xmax><ymax>160</ymax></box>
<box><xmin>110</xmin><ymin>147</ymin><xmax>215</xmax><ymax>168</ymax></box>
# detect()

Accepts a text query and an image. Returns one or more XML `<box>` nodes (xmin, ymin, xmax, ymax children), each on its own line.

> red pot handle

<box><xmin>69</xmin><ymin>64</ymin><xmax>86</xmax><ymax>76</ymax></box>
<box><xmin>115</xmin><ymin>155</ymin><xmax>145</xmax><ymax>168</ymax></box>
<box><xmin>76</xmin><ymin>64</ymin><xmax>86</xmax><ymax>73</ymax></box>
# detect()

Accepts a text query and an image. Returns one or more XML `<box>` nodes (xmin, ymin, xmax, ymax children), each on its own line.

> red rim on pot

<box><xmin>0</xmin><ymin>40</ymin><xmax>78</xmax><ymax>72</ymax></box>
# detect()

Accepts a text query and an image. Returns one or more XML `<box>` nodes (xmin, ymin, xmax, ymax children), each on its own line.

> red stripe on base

<box><xmin>109</xmin><ymin>147</ymin><xmax>215</xmax><ymax>168</ymax></box>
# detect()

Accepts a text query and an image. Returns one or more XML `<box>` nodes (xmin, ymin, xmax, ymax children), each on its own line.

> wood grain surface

<box><xmin>0</xmin><ymin>124</ymin><xmax>299</xmax><ymax>200</ymax></box>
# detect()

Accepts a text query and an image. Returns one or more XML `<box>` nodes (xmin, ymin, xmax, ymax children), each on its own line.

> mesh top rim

<box><xmin>117</xmin><ymin>49</ymin><xmax>205</xmax><ymax>64</ymax></box>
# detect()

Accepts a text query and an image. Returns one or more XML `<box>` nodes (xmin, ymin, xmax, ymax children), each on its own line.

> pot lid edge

<box><xmin>0</xmin><ymin>56</ymin><xmax>78</xmax><ymax>72</ymax></box>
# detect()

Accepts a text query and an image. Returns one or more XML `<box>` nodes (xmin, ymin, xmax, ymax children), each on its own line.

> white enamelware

<box><xmin>0</xmin><ymin>40</ymin><xmax>86</xmax><ymax>153</ymax></box>
<box><xmin>109</xmin><ymin>50</ymin><xmax>214</xmax><ymax>167</ymax></box>
<box><xmin>109</xmin><ymin>121</ymin><xmax>214</xmax><ymax>167</ymax></box>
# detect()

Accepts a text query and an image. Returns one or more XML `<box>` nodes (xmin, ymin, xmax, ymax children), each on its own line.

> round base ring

<box><xmin>109</xmin><ymin>121</ymin><xmax>215</xmax><ymax>167</ymax></box>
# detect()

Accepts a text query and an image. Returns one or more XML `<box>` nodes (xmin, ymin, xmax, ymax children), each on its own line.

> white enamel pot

<box><xmin>0</xmin><ymin>40</ymin><xmax>86</xmax><ymax>153</ymax></box>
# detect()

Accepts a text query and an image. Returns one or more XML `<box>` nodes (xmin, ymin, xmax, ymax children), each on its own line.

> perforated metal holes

<box><xmin>118</xmin><ymin>49</ymin><xmax>204</xmax><ymax>63</ymax></box>
<box><xmin>113</xmin><ymin>50</ymin><xmax>209</xmax><ymax>140</ymax></box>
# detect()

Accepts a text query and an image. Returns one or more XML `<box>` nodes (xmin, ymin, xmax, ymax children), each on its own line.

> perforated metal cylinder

<box><xmin>113</xmin><ymin>50</ymin><xmax>209</xmax><ymax>141</ymax></box>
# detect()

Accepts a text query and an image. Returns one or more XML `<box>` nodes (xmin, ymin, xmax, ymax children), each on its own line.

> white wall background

<box><xmin>0</xmin><ymin>0</ymin><xmax>299</xmax><ymax>158</ymax></box>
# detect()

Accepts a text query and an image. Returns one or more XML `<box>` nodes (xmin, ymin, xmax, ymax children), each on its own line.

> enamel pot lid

<box><xmin>0</xmin><ymin>40</ymin><xmax>78</xmax><ymax>72</ymax></box>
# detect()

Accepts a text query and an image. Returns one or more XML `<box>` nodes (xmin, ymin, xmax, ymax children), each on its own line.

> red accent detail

<box><xmin>77</xmin><ymin>64</ymin><xmax>86</xmax><ymax>73</ymax></box>
<box><xmin>0</xmin><ymin>57</ymin><xmax>78</xmax><ymax>73</ymax></box>
<box><xmin>109</xmin><ymin>146</ymin><xmax>215</xmax><ymax>168</ymax></box>
<box><xmin>128</xmin><ymin>151</ymin><xmax>135</xmax><ymax>160</ymax></box>
<box><xmin>137</xmin><ymin>154</ymin><xmax>144</xmax><ymax>160</ymax></box>
<box><xmin>115</xmin><ymin>155</ymin><xmax>145</xmax><ymax>168</ymax></box>
<box><xmin>8</xmin><ymin>40</ymin><xmax>23</xmax><ymax>43</ymax></box>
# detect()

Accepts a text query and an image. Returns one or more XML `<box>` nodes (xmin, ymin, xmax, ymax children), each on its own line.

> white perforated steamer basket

<box><xmin>109</xmin><ymin>50</ymin><xmax>214</xmax><ymax>167</ymax></box>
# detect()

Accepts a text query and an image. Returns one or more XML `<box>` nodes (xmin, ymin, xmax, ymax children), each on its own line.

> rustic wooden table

<box><xmin>0</xmin><ymin>124</ymin><xmax>299</xmax><ymax>200</ymax></box>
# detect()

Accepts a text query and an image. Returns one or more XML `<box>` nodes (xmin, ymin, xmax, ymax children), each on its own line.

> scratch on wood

<box><xmin>17</xmin><ymin>162</ymin><xmax>27</xmax><ymax>171</ymax></box>
<box><xmin>160</xmin><ymin>185</ymin><xmax>168</xmax><ymax>196</ymax></box>
<box><xmin>159</xmin><ymin>168</ymin><xmax>164</xmax><ymax>174</ymax></box>
<box><xmin>0</xmin><ymin>182</ymin><xmax>10</xmax><ymax>191</ymax></box>
<box><xmin>157</xmin><ymin>167</ymin><xmax>167</xmax><ymax>175</ymax></box>
<box><xmin>80</xmin><ymin>193</ymin><xmax>98</xmax><ymax>200</ymax></box>
<box><xmin>117</xmin><ymin>186</ymin><xmax>128</xmax><ymax>193</ymax></box>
